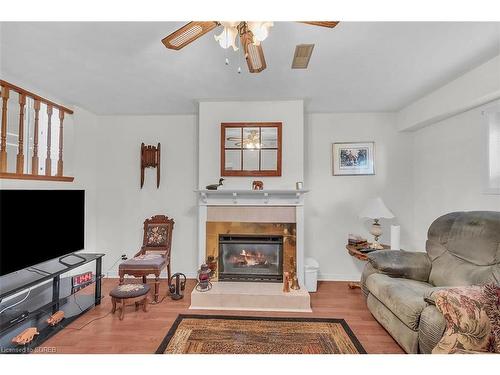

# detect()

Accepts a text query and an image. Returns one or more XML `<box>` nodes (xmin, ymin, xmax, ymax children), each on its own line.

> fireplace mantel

<box><xmin>195</xmin><ymin>189</ymin><xmax>309</xmax><ymax>206</ymax></box>
<box><xmin>196</xmin><ymin>189</ymin><xmax>309</xmax><ymax>287</ymax></box>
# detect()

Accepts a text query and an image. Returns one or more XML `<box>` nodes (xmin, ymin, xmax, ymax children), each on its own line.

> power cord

<box><xmin>73</xmin><ymin>293</ymin><xmax>85</xmax><ymax>313</ymax></box>
<box><xmin>103</xmin><ymin>254</ymin><xmax>128</xmax><ymax>278</ymax></box>
<box><xmin>64</xmin><ymin>311</ymin><xmax>112</xmax><ymax>331</ymax></box>
<box><xmin>150</xmin><ymin>295</ymin><xmax>167</xmax><ymax>305</ymax></box>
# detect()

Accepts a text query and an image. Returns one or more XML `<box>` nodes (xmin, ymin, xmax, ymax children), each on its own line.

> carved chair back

<box><xmin>138</xmin><ymin>215</ymin><xmax>174</xmax><ymax>259</ymax></box>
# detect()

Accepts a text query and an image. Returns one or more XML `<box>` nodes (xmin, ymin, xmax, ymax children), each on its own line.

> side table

<box><xmin>346</xmin><ymin>244</ymin><xmax>389</xmax><ymax>289</ymax></box>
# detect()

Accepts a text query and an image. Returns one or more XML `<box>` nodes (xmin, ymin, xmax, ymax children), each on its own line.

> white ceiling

<box><xmin>1</xmin><ymin>22</ymin><xmax>499</xmax><ymax>115</ymax></box>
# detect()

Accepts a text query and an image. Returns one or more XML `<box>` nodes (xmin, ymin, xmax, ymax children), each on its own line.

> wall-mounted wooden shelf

<box><xmin>0</xmin><ymin>172</ymin><xmax>74</xmax><ymax>182</ymax></box>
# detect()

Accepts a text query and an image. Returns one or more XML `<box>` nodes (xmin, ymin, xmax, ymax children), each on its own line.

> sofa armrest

<box><xmin>423</xmin><ymin>287</ymin><xmax>450</xmax><ymax>305</ymax></box>
<box><xmin>366</xmin><ymin>250</ymin><xmax>431</xmax><ymax>282</ymax></box>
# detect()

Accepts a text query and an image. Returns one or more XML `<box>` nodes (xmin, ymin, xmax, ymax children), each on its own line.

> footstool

<box><xmin>109</xmin><ymin>283</ymin><xmax>151</xmax><ymax>320</ymax></box>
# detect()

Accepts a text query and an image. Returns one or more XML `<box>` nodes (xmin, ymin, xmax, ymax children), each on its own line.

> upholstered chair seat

<box><xmin>119</xmin><ymin>253</ymin><xmax>166</xmax><ymax>272</ymax></box>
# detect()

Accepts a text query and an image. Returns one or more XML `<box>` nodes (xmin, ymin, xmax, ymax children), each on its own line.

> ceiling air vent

<box><xmin>291</xmin><ymin>44</ymin><xmax>315</xmax><ymax>69</ymax></box>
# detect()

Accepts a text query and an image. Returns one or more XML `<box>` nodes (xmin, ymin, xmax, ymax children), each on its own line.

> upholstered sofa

<box><xmin>361</xmin><ymin>211</ymin><xmax>500</xmax><ymax>353</ymax></box>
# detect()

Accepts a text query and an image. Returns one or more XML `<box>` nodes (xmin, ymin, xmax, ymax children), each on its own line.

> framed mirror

<box><xmin>221</xmin><ymin>122</ymin><xmax>282</xmax><ymax>177</ymax></box>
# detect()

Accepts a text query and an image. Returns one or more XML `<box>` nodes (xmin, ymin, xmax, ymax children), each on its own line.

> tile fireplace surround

<box><xmin>192</xmin><ymin>189</ymin><xmax>311</xmax><ymax>312</ymax></box>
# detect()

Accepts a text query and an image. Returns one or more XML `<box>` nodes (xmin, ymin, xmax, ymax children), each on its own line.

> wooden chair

<box><xmin>119</xmin><ymin>215</ymin><xmax>174</xmax><ymax>302</ymax></box>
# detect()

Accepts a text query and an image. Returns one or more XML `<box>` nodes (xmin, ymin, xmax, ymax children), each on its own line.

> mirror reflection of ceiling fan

<box><xmin>161</xmin><ymin>21</ymin><xmax>339</xmax><ymax>73</ymax></box>
<box><xmin>227</xmin><ymin>129</ymin><xmax>261</xmax><ymax>149</ymax></box>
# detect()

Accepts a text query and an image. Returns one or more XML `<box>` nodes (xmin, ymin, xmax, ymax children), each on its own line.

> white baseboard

<box><xmin>317</xmin><ymin>273</ymin><xmax>361</xmax><ymax>282</ymax></box>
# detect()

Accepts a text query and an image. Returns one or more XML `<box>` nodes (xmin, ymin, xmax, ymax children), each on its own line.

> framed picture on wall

<box><xmin>332</xmin><ymin>142</ymin><xmax>375</xmax><ymax>176</ymax></box>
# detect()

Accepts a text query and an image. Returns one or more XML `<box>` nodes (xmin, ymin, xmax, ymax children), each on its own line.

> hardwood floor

<box><xmin>41</xmin><ymin>278</ymin><xmax>405</xmax><ymax>354</ymax></box>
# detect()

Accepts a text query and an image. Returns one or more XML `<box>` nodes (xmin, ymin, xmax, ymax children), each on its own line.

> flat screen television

<box><xmin>0</xmin><ymin>190</ymin><xmax>84</xmax><ymax>276</ymax></box>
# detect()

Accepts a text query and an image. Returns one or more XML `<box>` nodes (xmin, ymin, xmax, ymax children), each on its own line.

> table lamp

<box><xmin>359</xmin><ymin>197</ymin><xmax>395</xmax><ymax>249</ymax></box>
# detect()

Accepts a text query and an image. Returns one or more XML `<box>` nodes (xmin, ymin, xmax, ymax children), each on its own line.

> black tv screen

<box><xmin>0</xmin><ymin>190</ymin><xmax>84</xmax><ymax>276</ymax></box>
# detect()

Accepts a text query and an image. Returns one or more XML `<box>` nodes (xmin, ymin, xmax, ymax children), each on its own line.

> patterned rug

<box><xmin>156</xmin><ymin>314</ymin><xmax>366</xmax><ymax>354</ymax></box>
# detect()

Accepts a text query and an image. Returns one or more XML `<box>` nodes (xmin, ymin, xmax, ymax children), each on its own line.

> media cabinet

<box><xmin>0</xmin><ymin>253</ymin><xmax>104</xmax><ymax>353</ymax></box>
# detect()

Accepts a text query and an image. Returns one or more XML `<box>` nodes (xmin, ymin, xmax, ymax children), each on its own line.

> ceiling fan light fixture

<box><xmin>247</xmin><ymin>22</ymin><xmax>273</xmax><ymax>45</ymax></box>
<box><xmin>247</xmin><ymin>43</ymin><xmax>264</xmax><ymax>71</ymax></box>
<box><xmin>214</xmin><ymin>22</ymin><xmax>239</xmax><ymax>51</ymax></box>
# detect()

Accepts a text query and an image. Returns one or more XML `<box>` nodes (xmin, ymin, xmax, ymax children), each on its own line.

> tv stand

<box><xmin>0</xmin><ymin>253</ymin><xmax>104</xmax><ymax>352</ymax></box>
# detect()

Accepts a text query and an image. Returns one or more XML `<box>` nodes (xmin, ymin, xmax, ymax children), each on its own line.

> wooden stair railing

<box><xmin>16</xmin><ymin>94</ymin><xmax>26</xmax><ymax>174</ymax></box>
<box><xmin>0</xmin><ymin>86</ymin><xmax>9</xmax><ymax>172</ymax></box>
<box><xmin>32</xmin><ymin>99</ymin><xmax>40</xmax><ymax>175</ymax></box>
<box><xmin>45</xmin><ymin>104</ymin><xmax>53</xmax><ymax>176</ymax></box>
<box><xmin>0</xmin><ymin>80</ymin><xmax>74</xmax><ymax>182</ymax></box>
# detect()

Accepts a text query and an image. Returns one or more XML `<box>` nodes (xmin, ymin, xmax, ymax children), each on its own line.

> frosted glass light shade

<box><xmin>214</xmin><ymin>22</ymin><xmax>239</xmax><ymax>51</ymax></box>
<box><xmin>247</xmin><ymin>22</ymin><xmax>273</xmax><ymax>44</ymax></box>
<box><xmin>359</xmin><ymin>197</ymin><xmax>395</xmax><ymax>220</ymax></box>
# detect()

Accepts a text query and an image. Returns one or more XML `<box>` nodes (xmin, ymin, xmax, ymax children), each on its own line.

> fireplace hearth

<box><xmin>218</xmin><ymin>235</ymin><xmax>283</xmax><ymax>282</ymax></box>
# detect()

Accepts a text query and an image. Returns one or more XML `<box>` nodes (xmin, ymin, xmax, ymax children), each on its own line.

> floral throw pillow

<box><xmin>432</xmin><ymin>283</ymin><xmax>499</xmax><ymax>354</ymax></box>
<box><xmin>146</xmin><ymin>225</ymin><xmax>168</xmax><ymax>247</ymax></box>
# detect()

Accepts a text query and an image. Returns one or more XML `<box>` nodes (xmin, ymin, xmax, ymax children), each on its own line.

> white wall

<box><xmin>1</xmin><ymin>110</ymin><xmax>199</xmax><ymax>279</ymax></box>
<box><xmin>412</xmin><ymin>104</ymin><xmax>500</xmax><ymax>249</ymax></box>
<box><xmin>198</xmin><ymin>100</ymin><xmax>304</xmax><ymax>189</ymax></box>
<box><xmin>0</xmin><ymin>106</ymin><xmax>99</xmax><ymax>255</ymax></box>
<box><xmin>0</xmin><ymin>104</ymin><xmax>418</xmax><ymax>283</ymax></box>
<box><xmin>95</xmin><ymin>115</ymin><xmax>198</xmax><ymax>277</ymax></box>
<box><xmin>398</xmin><ymin>54</ymin><xmax>500</xmax><ymax>131</ymax></box>
<box><xmin>305</xmin><ymin>113</ymin><xmax>415</xmax><ymax>280</ymax></box>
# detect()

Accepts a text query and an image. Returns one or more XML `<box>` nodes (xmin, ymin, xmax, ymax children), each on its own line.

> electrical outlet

<box><xmin>121</xmin><ymin>254</ymin><xmax>128</xmax><ymax>260</ymax></box>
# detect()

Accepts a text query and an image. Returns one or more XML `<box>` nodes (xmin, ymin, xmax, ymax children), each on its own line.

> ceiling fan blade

<box><xmin>240</xmin><ymin>31</ymin><xmax>267</xmax><ymax>73</ymax></box>
<box><xmin>162</xmin><ymin>21</ymin><xmax>219</xmax><ymax>50</ymax></box>
<box><xmin>300</xmin><ymin>21</ymin><xmax>339</xmax><ymax>28</ymax></box>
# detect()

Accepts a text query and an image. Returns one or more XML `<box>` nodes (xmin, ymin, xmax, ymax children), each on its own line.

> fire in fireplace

<box><xmin>218</xmin><ymin>235</ymin><xmax>283</xmax><ymax>282</ymax></box>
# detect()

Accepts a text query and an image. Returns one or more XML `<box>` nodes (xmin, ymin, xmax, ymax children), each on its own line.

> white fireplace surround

<box><xmin>196</xmin><ymin>189</ymin><xmax>309</xmax><ymax>286</ymax></box>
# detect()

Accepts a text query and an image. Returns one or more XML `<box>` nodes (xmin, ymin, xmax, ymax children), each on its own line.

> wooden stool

<box><xmin>109</xmin><ymin>283</ymin><xmax>151</xmax><ymax>320</ymax></box>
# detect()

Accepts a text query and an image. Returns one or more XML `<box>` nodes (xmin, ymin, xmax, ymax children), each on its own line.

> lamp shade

<box><xmin>359</xmin><ymin>197</ymin><xmax>395</xmax><ymax>220</ymax></box>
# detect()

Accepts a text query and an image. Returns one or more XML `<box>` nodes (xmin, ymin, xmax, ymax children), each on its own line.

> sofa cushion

<box><xmin>428</xmin><ymin>250</ymin><xmax>499</xmax><ymax>286</ymax></box>
<box><xmin>432</xmin><ymin>284</ymin><xmax>499</xmax><ymax>354</ymax></box>
<box><xmin>367</xmin><ymin>250</ymin><xmax>431</xmax><ymax>282</ymax></box>
<box><xmin>367</xmin><ymin>293</ymin><xmax>420</xmax><ymax>353</ymax></box>
<box><xmin>426</xmin><ymin>211</ymin><xmax>500</xmax><ymax>287</ymax></box>
<box><xmin>366</xmin><ymin>273</ymin><xmax>434</xmax><ymax>330</ymax></box>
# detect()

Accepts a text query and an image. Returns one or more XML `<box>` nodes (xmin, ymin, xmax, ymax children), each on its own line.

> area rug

<box><xmin>155</xmin><ymin>314</ymin><xmax>366</xmax><ymax>354</ymax></box>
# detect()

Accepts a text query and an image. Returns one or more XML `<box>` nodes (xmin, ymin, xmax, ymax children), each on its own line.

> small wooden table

<box><xmin>346</xmin><ymin>244</ymin><xmax>389</xmax><ymax>289</ymax></box>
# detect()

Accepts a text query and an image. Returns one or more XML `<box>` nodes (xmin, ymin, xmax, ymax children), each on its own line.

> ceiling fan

<box><xmin>227</xmin><ymin>129</ymin><xmax>261</xmax><ymax>148</ymax></box>
<box><xmin>161</xmin><ymin>21</ymin><xmax>339</xmax><ymax>73</ymax></box>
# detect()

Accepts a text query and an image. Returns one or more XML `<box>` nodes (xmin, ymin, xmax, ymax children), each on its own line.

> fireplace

<box><xmin>218</xmin><ymin>234</ymin><xmax>283</xmax><ymax>282</ymax></box>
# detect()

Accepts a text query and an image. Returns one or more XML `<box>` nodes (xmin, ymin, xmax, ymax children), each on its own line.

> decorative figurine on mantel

<box><xmin>252</xmin><ymin>180</ymin><xmax>264</xmax><ymax>190</ymax></box>
<box><xmin>283</xmin><ymin>272</ymin><xmax>290</xmax><ymax>293</ymax></box>
<box><xmin>206</xmin><ymin>178</ymin><xmax>224</xmax><ymax>190</ymax></box>
<box><xmin>289</xmin><ymin>258</ymin><xmax>300</xmax><ymax>290</ymax></box>
<box><xmin>196</xmin><ymin>263</ymin><xmax>212</xmax><ymax>292</ymax></box>
<box><xmin>207</xmin><ymin>255</ymin><xmax>217</xmax><ymax>277</ymax></box>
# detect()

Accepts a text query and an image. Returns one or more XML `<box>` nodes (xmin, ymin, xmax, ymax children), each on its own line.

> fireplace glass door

<box><xmin>218</xmin><ymin>235</ymin><xmax>283</xmax><ymax>282</ymax></box>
